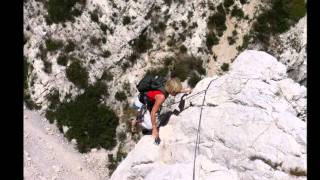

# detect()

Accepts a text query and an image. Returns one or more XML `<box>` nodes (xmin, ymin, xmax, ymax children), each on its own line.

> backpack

<box><xmin>136</xmin><ymin>74</ymin><xmax>168</xmax><ymax>97</ymax></box>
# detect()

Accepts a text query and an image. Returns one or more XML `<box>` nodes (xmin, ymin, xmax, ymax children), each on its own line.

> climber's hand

<box><xmin>154</xmin><ymin>137</ymin><xmax>161</xmax><ymax>145</ymax></box>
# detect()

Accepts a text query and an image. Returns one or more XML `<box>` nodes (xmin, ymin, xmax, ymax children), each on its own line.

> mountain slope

<box><xmin>24</xmin><ymin>108</ymin><xmax>110</xmax><ymax>180</ymax></box>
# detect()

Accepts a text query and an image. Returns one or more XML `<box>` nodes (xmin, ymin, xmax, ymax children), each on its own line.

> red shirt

<box><xmin>146</xmin><ymin>90</ymin><xmax>164</xmax><ymax>103</ymax></box>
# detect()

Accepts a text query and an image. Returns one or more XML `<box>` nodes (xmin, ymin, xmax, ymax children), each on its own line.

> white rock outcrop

<box><xmin>110</xmin><ymin>50</ymin><xmax>306</xmax><ymax>180</ymax></box>
<box><xmin>269</xmin><ymin>16</ymin><xmax>307</xmax><ymax>86</ymax></box>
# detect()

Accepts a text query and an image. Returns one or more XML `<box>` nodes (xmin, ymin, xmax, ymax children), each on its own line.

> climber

<box><xmin>131</xmin><ymin>75</ymin><xmax>191</xmax><ymax>144</ymax></box>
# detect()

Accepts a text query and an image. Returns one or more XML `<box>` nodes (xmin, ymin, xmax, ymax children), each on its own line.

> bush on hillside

<box><xmin>207</xmin><ymin>12</ymin><xmax>227</xmax><ymax>36</ymax></box>
<box><xmin>48</xmin><ymin>81</ymin><xmax>118</xmax><ymax>153</ymax></box>
<box><xmin>66</xmin><ymin>59</ymin><xmax>88</xmax><ymax>89</ymax></box>
<box><xmin>130</xmin><ymin>32</ymin><xmax>153</xmax><ymax>54</ymax></box>
<box><xmin>123</xmin><ymin>16</ymin><xmax>131</xmax><ymax>25</ymax></box>
<box><xmin>221</xmin><ymin>63</ymin><xmax>229</xmax><ymax>71</ymax></box>
<box><xmin>224</xmin><ymin>0</ymin><xmax>234</xmax><ymax>8</ymax></box>
<box><xmin>252</xmin><ymin>0</ymin><xmax>306</xmax><ymax>44</ymax></box>
<box><xmin>101</xmin><ymin>70</ymin><xmax>114</xmax><ymax>81</ymax></box>
<box><xmin>90</xmin><ymin>9</ymin><xmax>99</xmax><ymax>23</ymax></box>
<box><xmin>64</xmin><ymin>40</ymin><xmax>76</xmax><ymax>53</ymax></box>
<box><xmin>57</xmin><ymin>54</ymin><xmax>68</xmax><ymax>66</ymax></box>
<box><xmin>46</xmin><ymin>89</ymin><xmax>61</xmax><ymax>110</ymax></box>
<box><xmin>231</xmin><ymin>6</ymin><xmax>244</xmax><ymax>19</ymax></box>
<box><xmin>171</xmin><ymin>55</ymin><xmax>206</xmax><ymax>81</ymax></box>
<box><xmin>45</xmin><ymin>38</ymin><xmax>63</xmax><ymax>52</ymax></box>
<box><xmin>115</xmin><ymin>91</ymin><xmax>127</xmax><ymax>102</ymax></box>
<box><xmin>146</xmin><ymin>67</ymin><xmax>169</xmax><ymax>78</ymax></box>
<box><xmin>46</xmin><ymin>0</ymin><xmax>85</xmax><ymax>24</ymax></box>
<box><xmin>206</xmin><ymin>32</ymin><xmax>219</xmax><ymax>50</ymax></box>
<box><xmin>188</xmin><ymin>72</ymin><xmax>201</xmax><ymax>88</ymax></box>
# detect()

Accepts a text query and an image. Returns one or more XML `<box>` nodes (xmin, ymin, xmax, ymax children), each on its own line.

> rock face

<box><xmin>110</xmin><ymin>50</ymin><xmax>306</xmax><ymax>180</ymax></box>
<box><xmin>23</xmin><ymin>0</ymin><xmax>264</xmax><ymax>112</ymax></box>
<box><xmin>269</xmin><ymin>16</ymin><xmax>307</xmax><ymax>86</ymax></box>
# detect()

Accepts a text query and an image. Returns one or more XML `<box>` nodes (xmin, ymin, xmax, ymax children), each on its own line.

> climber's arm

<box><xmin>151</xmin><ymin>94</ymin><xmax>165</xmax><ymax>138</ymax></box>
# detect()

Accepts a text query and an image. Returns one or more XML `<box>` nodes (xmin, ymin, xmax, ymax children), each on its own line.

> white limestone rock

<box><xmin>110</xmin><ymin>50</ymin><xmax>306</xmax><ymax>180</ymax></box>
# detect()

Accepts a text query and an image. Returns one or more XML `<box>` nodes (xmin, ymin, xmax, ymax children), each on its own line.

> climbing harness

<box><xmin>192</xmin><ymin>79</ymin><xmax>215</xmax><ymax>180</ymax></box>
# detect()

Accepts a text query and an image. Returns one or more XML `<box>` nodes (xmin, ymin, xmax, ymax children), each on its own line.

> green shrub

<box><xmin>117</xmin><ymin>131</ymin><xmax>127</xmax><ymax>142</ymax></box>
<box><xmin>45</xmin><ymin>38</ymin><xmax>63</xmax><ymax>52</ymax></box>
<box><xmin>171</xmin><ymin>60</ymin><xmax>189</xmax><ymax>81</ymax></box>
<box><xmin>24</xmin><ymin>93</ymin><xmax>41</xmax><ymax>110</ymax></box>
<box><xmin>177</xmin><ymin>34</ymin><xmax>185</xmax><ymax>43</ymax></box>
<box><xmin>121</xmin><ymin>62</ymin><xmax>131</xmax><ymax>72</ymax></box>
<box><xmin>288</xmin><ymin>0</ymin><xmax>306</xmax><ymax>21</ymax></box>
<box><xmin>221</xmin><ymin>63</ymin><xmax>229</xmax><ymax>71</ymax></box>
<box><xmin>24</xmin><ymin>58</ymin><xmax>41</xmax><ymax>110</ymax></box>
<box><xmin>64</xmin><ymin>40</ymin><xmax>76</xmax><ymax>53</ymax></box>
<box><xmin>188</xmin><ymin>11</ymin><xmax>193</xmax><ymax>19</ymax></box>
<box><xmin>224</xmin><ymin>0</ymin><xmax>234</xmax><ymax>8</ymax></box>
<box><xmin>217</xmin><ymin>3</ymin><xmax>225</xmax><ymax>14</ymax></box>
<box><xmin>232</xmin><ymin>30</ymin><xmax>238</xmax><ymax>36</ymax></box>
<box><xmin>240</xmin><ymin>0</ymin><xmax>247</xmax><ymax>4</ymax></box>
<box><xmin>102</xmin><ymin>50</ymin><xmax>111</xmax><ymax>58</ymax></box>
<box><xmin>57</xmin><ymin>55</ymin><xmax>68</xmax><ymax>66</ymax></box>
<box><xmin>190</xmin><ymin>22</ymin><xmax>198</xmax><ymax>29</ymax></box>
<box><xmin>237</xmin><ymin>33</ymin><xmax>251</xmax><ymax>51</ymax></box>
<box><xmin>108</xmin><ymin>154</ymin><xmax>117</xmax><ymax>176</ymax></box>
<box><xmin>252</xmin><ymin>12</ymin><xmax>271</xmax><ymax>44</ymax></box>
<box><xmin>101</xmin><ymin>70</ymin><xmax>114</xmax><ymax>81</ymax></box>
<box><xmin>90</xmin><ymin>36</ymin><xmax>101</xmax><ymax>46</ymax></box>
<box><xmin>188</xmin><ymin>72</ymin><xmax>201</xmax><ymax>88</ymax></box>
<box><xmin>153</xmin><ymin>21</ymin><xmax>167</xmax><ymax>33</ymax></box>
<box><xmin>167</xmin><ymin>39</ymin><xmax>175</xmax><ymax>47</ymax></box>
<box><xmin>49</xmin><ymin>82</ymin><xmax>118</xmax><ymax>153</ymax></box>
<box><xmin>206</xmin><ymin>32</ymin><xmax>219</xmax><ymax>50</ymax></box>
<box><xmin>146</xmin><ymin>67</ymin><xmax>169</xmax><ymax>77</ymax></box>
<box><xmin>179</xmin><ymin>45</ymin><xmax>187</xmax><ymax>53</ymax></box>
<box><xmin>208</xmin><ymin>2</ymin><xmax>215</xmax><ymax>10</ymax></box>
<box><xmin>164</xmin><ymin>0</ymin><xmax>172</xmax><ymax>6</ymax></box>
<box><xmin>46</xmin><ymin>89</ymin><xmax>61</xmax><ymax>110</ymax></box>
<box><xmin>227</xmin><ymin>36</ymin><xmax>236</xmax><ymax>45</ymax></box>
<box><xmin>24</xmin><ymin>35</ymin><xmax>28</xmax><ymax>45</ymax></box>
<box><xmin>231</xmin><ymin>6</ymin><xmax>244</xmax><ymax>19</ymax></box>
<box><xmin>227</xmin><ymin>30</ymin><xmax>238</xmax><ymax>45</ymax></box>
<box><xmin>107</xmin><ymin>143</ymin><xmax>127</xmax><ymax>176</ymax></box>
<box><xmin>24</xmin><ymin>57</ymin><xmax>29</xmax><ymax>89</ymax></box>
<box><xmin>164</xmin><ymin>57</ymin><xmax>174</xmax><ymax>67</ymax></box>
<box><xmin>90</xmin><ymin>9</ymin><xmax>99</xmax><ymax>23</ymax></box>
<box><xmin>43</xmin><ymin>60</ymin><xmax>52</xmax><ymax>74</ymax></box>
<box><xmin>181</xmin><ymin>20</ymin><xmax>187</xmax><ymax>29</ymax></box>
<box><xmin>251</xmin><ymin>0</ymin><xmax>306</xmax><ymax>44</ymax></box>
<box><xmin>128</xmin><ymin>52</ymin><xmax>139</xmax><ymax>64</ymax></box>
<box><xmin>46</xmin><ymin>0</ymin><xmax>84</xmax><ymax>24</ymax></box>
<box><xmin>123</xmin><ymin>82</ymin><xmax>131</xmax><ymax>94</ymax></box>
<box><xmin>207</xmin><ymin>12</ymin><xmax>227</xmax><ymax>36</ymax></box>
<box><xmin>123</xmin><ymin>16</ymin><xmax>131</xmax><ymax>25</ymax></box>
<box><xmin>66</xmin><ymin>60</ymin><xmax>88</xmax><ymax>89</ymax></box>
<box><xmin>102</xmin><ymin>37</ymin><xmax>106</xmax><ymax>44</ymax></box>
<box><xmin>171</xmin><ymin>55</ymin><xmax>205</xmax><ymax>81</ymax></box>
<box><xmin>90</xmin><ymin>59</ymin><xmax>96</xmax><ymax>64</ymax></box>
<box><xmin>45</xmin><ymin>110</ymin><xmax>56</xmax><ymax>123</ymax></box>
<box><xmin>289</xmin><ymin>167</ymin><xmax>307</xmax><ymax>177</ymax></box>
<box><xmin>38</xmin><ymin>44</ymin><xmax>48</xmax><ymax>61</ymax></box>
<box><xmin>115</xmin><ymin>91</ymin><xmax>127</xmax><ymax>102</ymax></box>
<box><xmin>100</xmin><ymin>23</ymin><xmax>108</xmax><ymax>33</ymax></box>
<box><xmin>130</xmin><ymin>33</ymin><xmax>153</xmax><ymax>54</ymax></box>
